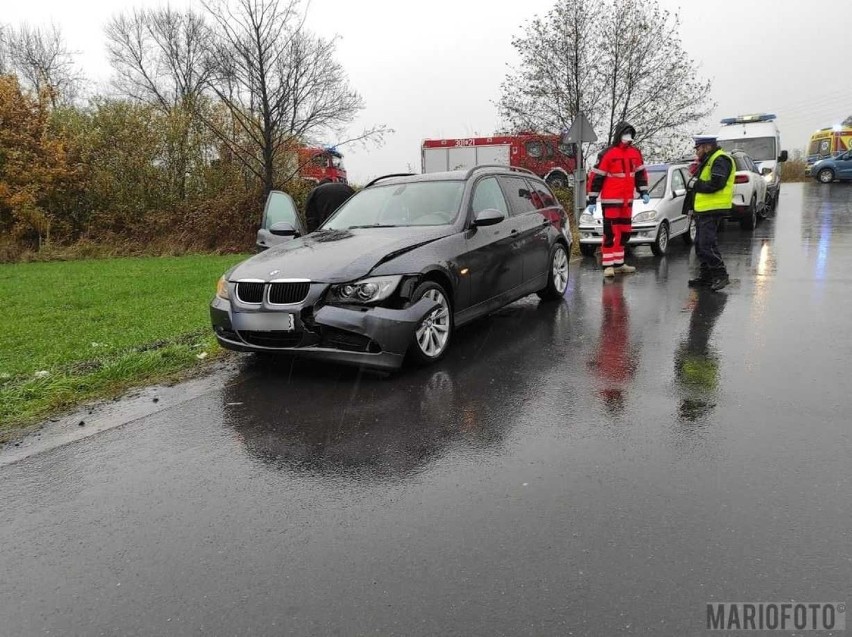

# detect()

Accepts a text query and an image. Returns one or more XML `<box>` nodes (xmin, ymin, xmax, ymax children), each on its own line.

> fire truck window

<box><xmin>525</xmin><ymin>141</ymin><xmax>544</xmax><ymax>159</ymax></box>
<box><xmin>499</xmin><ymin>176</ymin><xmax>538</xmax><ymax>216</ymax></box>
<box><xmin>471</xmin><ymin>177</ymin><xmax>509</xmax><ymax>217</ymax></box>
<box><xmin>543</xmin><ymin>143</ymin><xmax>554</xmax><ymax>158</ymax></box>
<box><xmin>557</xmin><ymin>142</ymin><xmax>575</xmax><ymax>157</ymax></box>
<box><xmin>311</xmin><ymin>154</ymin><xmax>328</xmax><ymax>167</ymax></box>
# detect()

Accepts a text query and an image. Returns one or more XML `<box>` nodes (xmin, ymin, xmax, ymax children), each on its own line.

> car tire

<box><xmin>740</xmin><ymin>195</ymin><xmax>757</xmax><ymax>231</ymax></box>
<box><xmin>769</xmin><ymin>188</ymin><xmax>780</xmax><ymax>213</ymax></box>
<box><xmin>682</xmin><ymin>216</ymin><xmax>696</xmax><ymax>245</ymax></box>
<box><xmin>579</xmin><ymin>243</ymin><xmax>597</xmax><ymax>257</ymax></box>
<box><xmin>537</xmin><ymin>242</ymin><xmax>570</xmax><ymax>301</ymax></box>
<box><xmin>650</xmin><ymin>222</ymin><xmax>669</xmax><ymax>256</ymax></box>
<box><xmin>817</xmin><ymin>168</ymin><xmax>835</xmax><ymax>184</ymax></box>
<box><xmin>407</xmin><ymin>281</ymin><xmax>453</xmax><ymax>366</ymax></box>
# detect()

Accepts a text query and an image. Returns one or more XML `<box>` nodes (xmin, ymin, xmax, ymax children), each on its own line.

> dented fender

<box><xmin>314</xmin><ymin>297</ymin><xmax>440</xmax><ymax>355</ymax></box>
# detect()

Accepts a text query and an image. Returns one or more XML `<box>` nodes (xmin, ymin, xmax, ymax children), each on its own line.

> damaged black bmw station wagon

<box><xmin>210</xmin><ymin>166</ymin><xmax>572</xmax><ymax>371</ymax></box>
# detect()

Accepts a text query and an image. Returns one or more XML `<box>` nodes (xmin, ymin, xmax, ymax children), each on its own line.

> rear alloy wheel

<box><xmin>682</xmin><ymin>216</ymin><xmax>696</xmax><ymax>245</ymax></box>
<box><xmin>408</xmin><ymin>281</ymin><xmax>453</xmax><ymax>365</ymax></box>
<box><xmin>650</xmin><ymin>222</ymin><xmax>669</xmax><ymax>256</ymax></box>
<box><xmin>538</xmin><ymin>243</ymin><xmax>570</xmax><ymax>301</ymax></box>
<box><xmin>817</xmin><ymin>168</ymin><xmax>835</xmax><ymax>184</ymax></box>
<box><xmin>740</xmin><ymin>195</ymin><xmax>757</xmax><ymax>231</ymax></box>
<box><xmin>579</xmin><ymin>243</ymin><xmax>597</xmax><ymax>257</ymax></box>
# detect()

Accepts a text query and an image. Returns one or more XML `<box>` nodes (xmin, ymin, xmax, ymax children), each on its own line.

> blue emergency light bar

<box><xmin>720</xmin><ymin>114</ymin><xmax>777</xmax><ymax>125</ymax></box>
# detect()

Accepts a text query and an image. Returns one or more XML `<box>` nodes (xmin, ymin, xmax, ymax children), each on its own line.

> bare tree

<box><xmin>499</xmin><ymin>0</ymin><xmax>713</xmax><ymax>161</ymax></box>
<box><xmin>202</xmin><ymin>0</ymin><xmax>387</xmax><ymax>195</ymax></box>
<box><xmin>4</xmin><ymin>23</ymin><xmax>81</xmax><ymax>107</ymax></box>
<box><xmin>106</xmin><ymin>8</ymin><xmax>214</xmax><ymax>200</ymax></box>
<box><xmin>499</xmin><ymin>0</ymin><xmax>604</xmax><ymax>136</ymax></box>
<box><xmin>0</xmin><ymin>25</ymin><xmax>9</xmax><ymax>74</ymax></box>
<box><xmin>106</xmin><ymin>8</ymin><xmax>212</xmax><ymax>112</ymax></box>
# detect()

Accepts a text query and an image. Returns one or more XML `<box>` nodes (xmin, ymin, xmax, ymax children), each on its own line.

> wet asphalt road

<box><xmin>1</xmin><ymin>183</ymin><xmax>850</xmax><ymax>636</ymax></box>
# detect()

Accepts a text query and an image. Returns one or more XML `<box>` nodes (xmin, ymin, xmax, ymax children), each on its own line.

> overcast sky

<box><xmin>5</xmin><ymin>0</ymin><xmax>849</xmax><ymax>184</ymax></box>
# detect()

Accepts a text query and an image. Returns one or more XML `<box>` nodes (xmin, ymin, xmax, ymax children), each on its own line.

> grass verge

<box><xmin>0</xmin><ymin>254</ymin><xmax>247</xmax><ymax>441</ymax></box>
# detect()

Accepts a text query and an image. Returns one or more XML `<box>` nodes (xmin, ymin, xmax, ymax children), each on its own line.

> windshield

<box><xmin>718</xmin><ymin>137</ymin><xmax>777</xmax><ymax>161</ymax></box>
<box><xmin>263</xmin><ymin>191</ymin><xmax>299</xmax><ymax>229</ymax></box>
<box><xmin>323</xmin><ymin>181</ymin><xmax>464</xmax><ymax>230</ymax></box>
<box><xmin>646</xmin><ymin>171</ymin><xmax>667</xmax><ymax>199</ymax></box>
<box><xmin>331</xmin><ymin>155</ymin><xmax>344</xmax><ymax>169</ymax></box>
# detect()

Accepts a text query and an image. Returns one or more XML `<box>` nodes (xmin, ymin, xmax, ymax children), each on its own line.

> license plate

<box><xmin>230</xmin><ymin>312</ymin><xmax>296</xmax><ymax>332</ymax></box>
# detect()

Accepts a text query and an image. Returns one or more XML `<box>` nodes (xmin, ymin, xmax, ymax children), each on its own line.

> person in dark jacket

<box><xmin>305</xmin><ymin>182</ymin><xmax>355</xmax><ymax>233</ymax></box>
<box><xmin>586</xmin><ymin>122</ymin><xmax>650</xmax><ymax>278</ymax></box>
<box><xmin>686</xmin><ymin>135</ymin><xmax>734</xmax><ymax>291</ymax></box>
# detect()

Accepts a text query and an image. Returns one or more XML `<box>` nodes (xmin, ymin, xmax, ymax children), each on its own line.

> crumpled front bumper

<box><xmin>210</xmin><ymin>296</ymin><xmax>439</xmax><ymax>371</ymax></box>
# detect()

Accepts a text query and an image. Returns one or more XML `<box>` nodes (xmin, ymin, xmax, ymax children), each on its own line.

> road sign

<box><xmin>561</xmin><ymin>113</ymin><xmax>598</xmax><ymax>145</ymax></box>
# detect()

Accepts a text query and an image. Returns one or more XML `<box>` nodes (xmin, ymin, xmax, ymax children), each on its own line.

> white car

<box><xmin>726</xmin><ymin>151</ymin><xmax>768</xmax><ymax>230</ymax></box>
<box><xmin>578</xmin><ymin>163</ymin><xmax>696</xmax><ymax>257</ymax></box>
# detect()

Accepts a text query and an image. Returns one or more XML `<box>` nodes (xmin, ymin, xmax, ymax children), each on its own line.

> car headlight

<box><xmin>216</xmin><ymin>276</ymin><xmax>230</xmax><ymax>300</ymax></box>
<box><xmin>633</xmin><ymin>210</ymin><xmax>657</xmax><ymax>223</ymax></box>
<box><xmin>579</xmin><ymin>213</ymin><xmax>596</xmax><ymax>224</ymax></box>
<box><xmin>328</xmin><ymin>275</ymin><xmax>402</xmax><ymax>304</ymax></box>
<box><xmin>763</xmin><ymin>171</ymin><xmax>774</xmax><ymax>182</ymax></box>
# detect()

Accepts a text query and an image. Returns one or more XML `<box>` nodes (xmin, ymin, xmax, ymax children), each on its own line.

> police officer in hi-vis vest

<box><xmin>686</xmin><ymin>134</ymin><xmax>734</xmax><ymax>291</ymax></box>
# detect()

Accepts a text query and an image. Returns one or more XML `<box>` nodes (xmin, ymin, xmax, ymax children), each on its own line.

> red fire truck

<box><xmin>421</xmin><ymin>133</ymin><xmax>576</xmax><ymax>187</ymax></box>
<box><xmin>298</xmin><ymin>146</ymin><xmax>348</xmax><ymax>184</ymax></box>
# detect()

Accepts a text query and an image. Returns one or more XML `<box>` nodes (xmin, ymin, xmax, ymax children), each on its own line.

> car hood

<box><xmin>590</xmin><ymin>198</ymin><xmax>660</xmax><ymax>221</ymax></box>
<box><xmin>229</xmin><ymin>226</ymin><xmax>456</xmax><ymax>283</ymax></box>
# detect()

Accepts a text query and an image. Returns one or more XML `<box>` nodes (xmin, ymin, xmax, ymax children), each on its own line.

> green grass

<box><xmin>0</xmin><ymin>254</ymin><xmax>247</xmax><ymax>439</ymax></box>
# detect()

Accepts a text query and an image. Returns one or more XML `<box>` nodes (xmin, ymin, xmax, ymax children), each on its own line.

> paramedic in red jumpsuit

<box><xmin>586</xmin><ymin>122</ymin><xmax>650</xmax><ymax>278</ymax></box>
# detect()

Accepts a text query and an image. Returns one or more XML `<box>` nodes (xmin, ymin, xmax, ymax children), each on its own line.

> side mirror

<box><xmin>761</xmin><ymin>167</ymin><xmax>772</xmax><ymax>176</ymax></box>
<box><xmin>778</xmin><ymin>150</ymin><xmax>788</xmax><ymax>163</ymax></box>
<box><xmin>269</xmin><ymin>221</ymin><xmax>300</xmax><ymax>237</ymax></box>
<box><xmin>673</xmin><ymin>188</ymin><xmax>687</xmax><ymax>198</ymax></box>
<box><xmin>472</xmin><ymin>208</ymin><xmax>506</xmax><ymax>227</ymax></box>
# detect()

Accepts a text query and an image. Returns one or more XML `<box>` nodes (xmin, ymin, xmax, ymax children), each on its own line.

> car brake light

<box><xmin>735</xmin><ymin>174</ymin><xmax>749</xmax><ymax>184</ymax></box>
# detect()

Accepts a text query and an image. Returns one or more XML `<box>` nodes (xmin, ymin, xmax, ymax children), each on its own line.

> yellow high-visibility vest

<box><xmin>694</xmin><ymin>148</ymin><xmax>735</xmax><ymax>213</ymax></box>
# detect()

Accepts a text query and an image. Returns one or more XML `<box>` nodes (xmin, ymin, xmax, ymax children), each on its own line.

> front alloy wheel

<box><xmin>651</xmin><ymin>222</ymin><xmax>669</xmax><ymax>256</ymax></box>
<box><xmin>408</xmin><ymin>281</ymin><xmax>453</xmax><ymax>365</ymax></box>
<box><xmin>818</xmin><ymin>168</ymin><xmax>835</xmax><ymax>184</ymax></box>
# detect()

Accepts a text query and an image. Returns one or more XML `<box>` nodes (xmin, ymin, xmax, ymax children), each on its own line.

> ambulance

<box><xmin>806</xmin><ymin>126</ymin><xmax>852</xmax><ymax>168</ymax></box>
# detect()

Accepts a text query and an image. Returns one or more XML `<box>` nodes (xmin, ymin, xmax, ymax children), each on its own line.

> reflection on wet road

<box><xmin>1</xmin><ymin>184</ymin><xmax>850</xmax><ymax>636</ymax></box>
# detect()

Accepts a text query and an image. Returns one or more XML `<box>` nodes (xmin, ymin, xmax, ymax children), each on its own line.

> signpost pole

<box><xmin>574</xmin><ymin>144</ymin><xmax>585</xmax><ymax>223</ymax></box>
<box><xmin>560</xmin><ymin>113</ymin><xmax>598</xmax><ymax>224</ymax></box>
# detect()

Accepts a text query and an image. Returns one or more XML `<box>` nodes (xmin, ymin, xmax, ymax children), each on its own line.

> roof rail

<box><xmin>364</xmin><ymin>173</ymin><xmax>416</xmax><ymax>188</ymax></box>
<box><xmin>463</xmin><ymin>164</ymin><xmax>537</xmax><ymax>180</ymax></box>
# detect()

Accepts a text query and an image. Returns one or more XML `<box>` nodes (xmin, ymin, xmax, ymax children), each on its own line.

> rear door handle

<box><xmin>510</xmin><ymin>229</ymin><xmax>519</xmax><ymax>235</ymax></box>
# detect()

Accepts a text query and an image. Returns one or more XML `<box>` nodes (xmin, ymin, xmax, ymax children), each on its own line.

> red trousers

<box><xmin>602</xmin><ymin>204</ymin><xmax>632</xmax><ymax>268</ymax></box>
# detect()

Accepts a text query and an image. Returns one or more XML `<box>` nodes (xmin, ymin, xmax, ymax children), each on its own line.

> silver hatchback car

<box><xmin>578</xmin><ymin>163</ymin><xmax>696</xmax><ymax>257</ymax></box>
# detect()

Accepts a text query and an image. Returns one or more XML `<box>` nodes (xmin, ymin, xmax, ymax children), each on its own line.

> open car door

<box><xmin>256</xmin><ymin>190</ymin><xmax>307</xmax><ymax>251</ymax></box>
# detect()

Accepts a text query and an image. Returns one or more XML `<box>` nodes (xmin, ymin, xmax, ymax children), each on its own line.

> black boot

<box><xmin>710</xmin><ymin>274</ymin><xmax>730</xmax><ymax>291</ymax></box>
<box><xmin>688</xmin><ymin>277</ymin><xmax>711</xmax><ymax>288</ymax></box>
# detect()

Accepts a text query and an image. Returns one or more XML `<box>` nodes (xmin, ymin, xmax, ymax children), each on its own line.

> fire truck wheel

<box><xmin>546</xmin><ymin>173</ymin><xmax>570</xmax><ymax>189</ymax></box>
